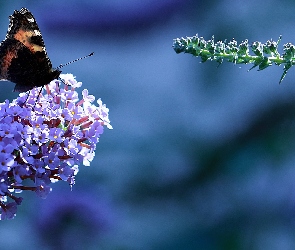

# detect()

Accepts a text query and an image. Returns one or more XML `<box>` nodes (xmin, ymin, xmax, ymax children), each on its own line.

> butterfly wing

<box><xmin>0</xmin><ymin>8</ymin><xmax>61</xmax><ymax>92</ymax></box>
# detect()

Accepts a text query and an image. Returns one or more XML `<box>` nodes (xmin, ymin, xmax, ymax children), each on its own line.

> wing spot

<box><xmin>27</xmin><ymin>17</ymin><xmax>35</xmax><ymax>23</ymax></box>
<box><xmin>13</xmin><ymin>29</ymin><xmax>43</xmax><ymax>53</ymax></box>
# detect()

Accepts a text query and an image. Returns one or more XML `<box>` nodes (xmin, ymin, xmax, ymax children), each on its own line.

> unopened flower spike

<box><xmin>173</xmin><ymin>34</ymin><xmax>295</xmax><ymax>83</ymax></box>
<box><xmin>0</xmin><ymin>74</ymin><xmax>111</xmax><ymax>220</ymax></box>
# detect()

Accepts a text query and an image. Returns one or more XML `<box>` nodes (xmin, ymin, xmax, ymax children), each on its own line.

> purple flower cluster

<box><xmin>0</xmin><ymin>74</ymin><xmax>112</xmax><ymax>220</ymax></box>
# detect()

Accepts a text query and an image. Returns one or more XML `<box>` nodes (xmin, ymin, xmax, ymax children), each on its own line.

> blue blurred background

<box><xmin>1</xmin><ymin>0</ymin><xmax>295</xmax><ymax>249</ymax></box>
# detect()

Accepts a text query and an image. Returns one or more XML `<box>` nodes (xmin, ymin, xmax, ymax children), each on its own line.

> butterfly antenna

<box><xmin>57</xmin><ymin>52</ymin><xmax>94</xmax><ymax>69</ymax></box>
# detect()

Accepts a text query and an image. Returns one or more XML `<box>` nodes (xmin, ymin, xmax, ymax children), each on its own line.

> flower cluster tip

<box><xmin>173</xmin><ymin>34</ymin><xmax>295</xmax><ymax>83</ymax></box>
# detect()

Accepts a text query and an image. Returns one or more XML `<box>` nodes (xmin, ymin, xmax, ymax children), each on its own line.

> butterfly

<box><xmin>0</xmin><ymin>8</ymin><xmax>62</xmax><ymax>92</ymax></box>
<box><xmin>0</xmin><ymin>8</ymin><xmax>93</xmax><ymax>94</ymax></box>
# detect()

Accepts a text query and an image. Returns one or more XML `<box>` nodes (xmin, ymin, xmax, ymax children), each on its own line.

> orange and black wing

<box><xmin>0</xmin><ymin>8</ymin><xmax>61</xmax><ymax>92</ymax></box>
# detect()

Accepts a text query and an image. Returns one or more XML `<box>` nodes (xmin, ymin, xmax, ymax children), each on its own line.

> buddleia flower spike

<box><xmin>173</xmin><ymin>34</ymin><xmax>295</xmax><ymax>83</ymax></box>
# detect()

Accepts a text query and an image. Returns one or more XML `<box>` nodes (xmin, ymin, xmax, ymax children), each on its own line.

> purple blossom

<box><xmin>35</xmin><ymin>180</ymin><xmax>52</xmax><ymax>199</ymax></box>
<box><xmin>0</xmin><ymin>202</ymin><xmax>18</xmax><ymax>220</ymax></box>
<box><xmin>0</xmin><ymin>153</ymin><xmax>14</xmax><ymax>172</ymax></box>
<box><xmin>0</xmin><ymin>74</ymin><xmax>111</xmax><ymax>220</ymax></box>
